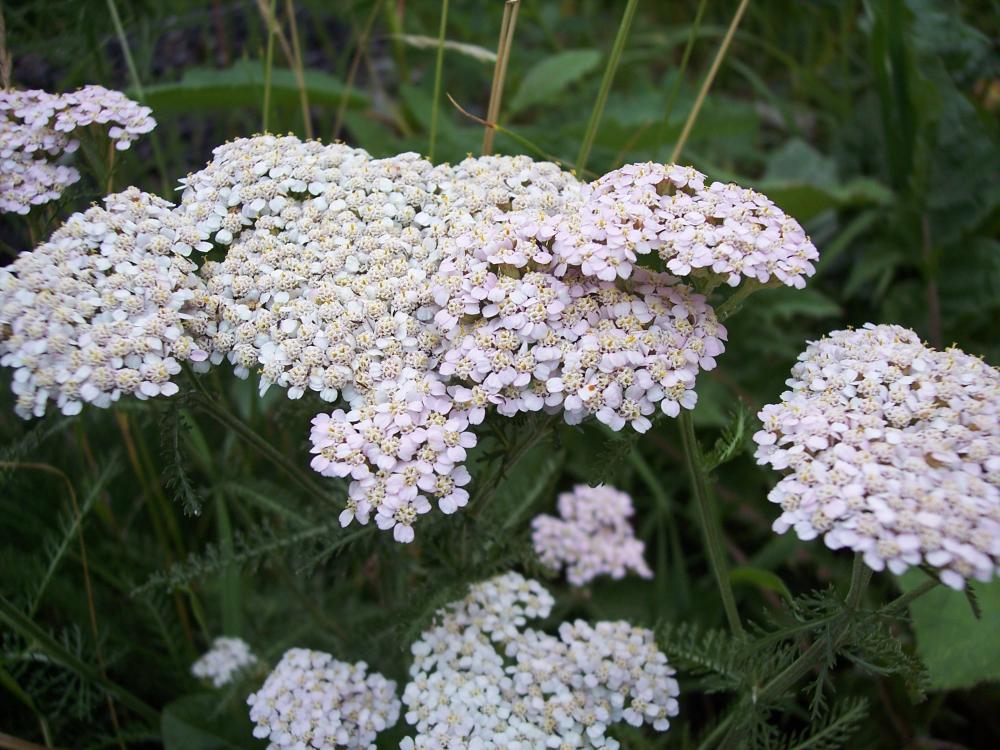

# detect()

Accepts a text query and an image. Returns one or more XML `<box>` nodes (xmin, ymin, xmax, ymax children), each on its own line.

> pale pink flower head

<box><xmin>532</xmin><ymin>483</ymin><xmax>652</xmax><ymax>586</ymax></box>
<box><xmin>754</xmin><ymin>323</ymin><xmax>1000</xmax><ymax>589</ymax></box>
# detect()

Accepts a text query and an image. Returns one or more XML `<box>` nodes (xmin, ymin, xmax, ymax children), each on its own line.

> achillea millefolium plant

<box><xmin>1</xmin><ymin>1</ymin><xmax>998</xmax><ymax>749</ymax></box>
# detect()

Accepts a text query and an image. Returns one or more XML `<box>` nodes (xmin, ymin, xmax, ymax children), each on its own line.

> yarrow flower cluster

<box><xmin>190</xmin><ymin>636</ymin><xmax>257</xmax><ymax>688</ymax></box>
<box><xmin>401</xmin><ymin>572</ymin><xmax>679</xmax><ymax>749</ymax></box>
<box><xmin>0</xmin><ymin>86</ymin><xmax>156</xmax><ymax>214</ymax></box>
<box><xmin>3</xmin><ymin>133</ymin><xmax>826</xmax><ymax>542</ymax></box>
<box><xmin>532</xmin><ymin>484</ymin><xmax>652</xmax><ymax>586</ymax></box>
<box><xmin>552</xmin><ymin>161</ymin><xmax>817</xmax><ymax>288</ymax></box>
<box><xmin>247</xmin><ymin>648</ymin><xmax>400</xmax><ymax>750</ymax></box>
<box><xmin>754</xmin><ymin>323</ymin><xmax>1000</xmax><ymax>589</ymax></box>
<box><xmin>0</xmin><ymin>188</ymin><xmax>211</xmax><ymax>418</ymax></box>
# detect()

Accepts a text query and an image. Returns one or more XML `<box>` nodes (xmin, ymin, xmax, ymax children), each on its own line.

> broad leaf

<box><xmin>898</xmin><ymin>573</ymin><xmax>1000</xmax><ymax>691</ymax></box>
<box><xmin>509</xmin><ymin>49</ymin><xmax>602</xmax><ymax>115</ymax></box>
<box><xmin>141</xmin><ymin>60</ymin><xmax>367</xmax><ymax>114</ymax></box>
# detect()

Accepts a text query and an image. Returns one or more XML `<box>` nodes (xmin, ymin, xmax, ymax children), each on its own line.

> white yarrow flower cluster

<box><xmin>0</xmin><ymin>188</ymin><xmax>211</xmax><ymax>418</ymax></box>
<box><xmin>532</xmin><ymin>484</ymin><xmax>652</xmax><ymax>586</ymax></box>
<box><xmin>247</xmin><ymin>648</ymin><xmax>400</xmax><ymax>750</ymax></box>
<box><xmin>754</xmin><ymin>323</ymin><xmax>1000</xmax><ymax>589</ymax></box>
<box><xmin>190</xmin><ymin>636</ymin><xmax>258</xmax><ymax>688</ymax></box>
<box><xmin>5</xmin><ymin>133</ymin><xmax>821</xmax><ymax>543</ymax></box>
<box><xmin>401</xmin><ymin>572</ymin><xmax>679</xmax><ymax>749</ymax></box>
<box><xmin>0</xmin><ymin>86</ymin><xmax>155</xmax><ymax>214</ymax></box>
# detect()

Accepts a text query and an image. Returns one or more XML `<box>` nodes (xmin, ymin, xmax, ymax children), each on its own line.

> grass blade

<box><xmin>575</xmin><ymin>0</ymin><xmax>640</xmax><ymax>174</ymax></box>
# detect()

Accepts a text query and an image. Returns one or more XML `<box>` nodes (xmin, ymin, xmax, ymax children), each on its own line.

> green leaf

<box><xmin>703</xmin><ymin>406</ymin><xmax>749</xmax><ymax>473</ymax></box>
<box><xmin>898</xmin><ymin>572</ymin><xmax>1000</xmax><ymax>690</ymax></box>
<box><xmin>162</xmin><ymin>693</ymin><xmax>265</xmax><ymax>750</ymax></box>
<box><xmin>140</xmin><ymin>60</ymin><xmax>367</xmax><ymax>114</ymax></box>
<box><xmin>509</xmin><ymin>49</ymin><xmax>602</xmax><ymax>115</ymax></box>
<box><xmin>730</xmin><ymin>566</ymin><xmax>793</xmax><ymax>602</ymax></box>
<box><xmin>755</xmin><ymin>138</ymin><xmax>894</xmax><ymax>221</ymax></box>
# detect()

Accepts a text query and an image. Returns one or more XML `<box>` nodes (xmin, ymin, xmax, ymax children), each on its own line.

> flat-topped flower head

<box><xmin>754</xmin><ymin>323</ymin><xmax>1000</xmax><ymax>589</ymax></box>
<box><xmin>0</xmin><ymin>188</ymin><xmax>211</xmax><ymax>418</ymax></box>
<box><xmin>563</xmin><ymin>161</ymin><xmax>817</xmax><ymax>289</ymax></box>
<box><xmin>532</xmin><ymin>484</ymin><xmax>652</xmax><ymax>586</ymax></box>
<box><xmin>190</xmin><ymin>636</ymin><xmax>257</xmax><ymax>688</ymax></box>
<box><xmin>401</xmin><ymin>572</ymin><xmax>679</xmax><ymax>749</ymax></box>
<box><xmin>1</xmin><ymin>86</ymin><xmax>155</xmax><ymax>213</ymax></box>
<box><xmin>247</xmin><ymin>648</ymin><xmax>400</xmax><ymax>750</ymax></box>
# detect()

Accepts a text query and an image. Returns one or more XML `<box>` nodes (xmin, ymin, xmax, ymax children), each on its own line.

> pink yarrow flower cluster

<box><xmin>560</xmin><ymin>162</ymin><xmax>817</xmax><ymax>288</ymax></box>
<box><xmin>754</xmin><ymin>323</ymin><xmax>1000</xmax><ymax>589</ymax></box>
<box><xmin>0</xmin><ymin>86</ymin><xmax>155</xmax><ymax>214</ymax></box>
<box><xmin>532</xmin><ymin>484</ymin><xmax>652</xmax><ymax>586</ymax></box>
<box><xmin>309</xmin><ymin>373</ymin><xmax>476</xmax><ymax>542</ymax></box>
<box><xmin>438</xmin><ymin>207</ymin><xmax>727</xmax><ymax>433</ymax></box>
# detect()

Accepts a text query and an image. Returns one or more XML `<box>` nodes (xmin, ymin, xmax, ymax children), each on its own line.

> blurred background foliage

<box><xmin>1</xmin><ymin>0</ymin><xmax>998</xmax><ymax>748</ymax></box>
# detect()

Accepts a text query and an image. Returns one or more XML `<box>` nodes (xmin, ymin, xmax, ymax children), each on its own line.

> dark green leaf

<box><xmin>509</xmin><ymin>50</ymin><xmax>602</xmax><ymax>115</ymax></box>
<box><xmin>140</xmin><ymin>60</ymin><xmax>367</xmax><ymax>114</ymax></box>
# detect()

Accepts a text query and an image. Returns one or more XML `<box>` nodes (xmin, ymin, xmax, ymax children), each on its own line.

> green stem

<box><xmin>262</xmin><ymin>0</ymin><xmax>277</xmax><ymax>132</ymax></box>
<box><xmin>880</xmin><ymin>576</ymin><xmax>939</xmax><ymax>615</ymax></box>
<box><xmin>679</xmin><ymin>409</ymin><xmax>744</xmax><ymax>636</ymax></box>
<box><xmin>196</xmin><ymin>393</ymin><xmax>329</xmax><ymax>502</ymax></box>
<box><xmin>575</xmin><ymin>0</ymin><xmax>639</xmax><ymax>174</ymax></box>
<box><xmin>655</xmin><ymin>0</ymin><xmax>707</xmax><ymax>161</ymax></box>
<box><xmin>105</xmin><ymin>0</ymin><xmax>170</xmax><ymax>194</ymax></box>
<box><xmin>755</xmin><ymin>554</ymin><xmax>871</xmax><ymax>704</ymax></box>
<box><xmin>845</xmin><ymin>552</ymin><xmax>872</xmax><ymax>610</ymax></box>
<box><xmin>482</xmin><ymin>0</ymin><xmax>520</xmax><ymax>155</ymax></box>
<box><xmin>477</xmin><ymin>415</ymin><xmax>556</xmax><ymax>520</ymax></box>
<box><xmin>284</xmin><ymin>0</ymin><xmax>312</xmax><ymax>139</ymax></box>
<box><xmin>428</xmin><ymin>0</ymin><xmax>449</xmax><ymax>161</ymax></box>
<box><xmin>715</xmin><ymin>280</ymin><xmax>768</xmax><ymax>321</ymax></box>
<box><xmin>669</xmin><ymin>0</ymin><xmax>750</xmax><ymax>163</ymax></box>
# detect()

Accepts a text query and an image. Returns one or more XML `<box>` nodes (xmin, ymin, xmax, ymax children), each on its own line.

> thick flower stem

<box><xmin>679</xmin><ymin>409</ymin><xmax>744</xmax><ymax>637</ymax></box>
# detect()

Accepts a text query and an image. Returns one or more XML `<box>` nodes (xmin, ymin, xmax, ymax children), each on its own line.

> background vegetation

<box><xmin>1</xmin><ymin>0</ymin><xmax>998</xmax><ymax>748</ymax></box>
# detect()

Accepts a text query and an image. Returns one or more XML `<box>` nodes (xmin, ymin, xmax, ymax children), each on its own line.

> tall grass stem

<box><xmin>482</xmin><ymin>0</ymin><xmax>520</xmax><ymax>155</ymax></box>
<box><xmin>428</xmin><ymin>0</ymin><xmax>450</xmax><ymax>161</ymax></box>
<box><xmin>655</xmin><ymin>0</ymin><xmax>707</xmax><ymax>160</ymax></box>
<box><xmin>669</xmin><ymin>0</ymin><xmax>749</xmax><ymax>163</ymax></box>
<box><xmin>575</xmin><ymin>0</ymin><xmax>639</xmax><ymax>174</ymax></box>
<box><xmin>105</xmin><ymin>0</ymin><xmax>170</xmax><ymax>194</ymax></box>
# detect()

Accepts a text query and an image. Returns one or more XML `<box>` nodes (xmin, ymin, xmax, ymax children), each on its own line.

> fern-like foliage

<box><xmin>703</xmin><ymin>404</ymin><xmax>751</xmax><ymax>472</ymax></box>
<box><xmin>133</xmin><ymin>518</ymin><xmax>373</xmax><ymax>595</ymax></box>
<box><xmin>768</xmin><ymin>698</ymin><xmax>870</xmax><ymax>750</ymax></box>
<box><xmin>160</xmin><ymin>407</ymin><xmax>205</xmax><ymax>517</ymax></box>
<box><xmin>0</xmin><ymin>414</ymin><xmax>70</xmax><ymax>489</ymax></box>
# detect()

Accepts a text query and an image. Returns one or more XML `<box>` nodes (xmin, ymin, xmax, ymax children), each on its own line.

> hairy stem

<box><xmin>679</xmin><ymin>410</ymin><xmax>744</xmax><ymax>636</ymax></box>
